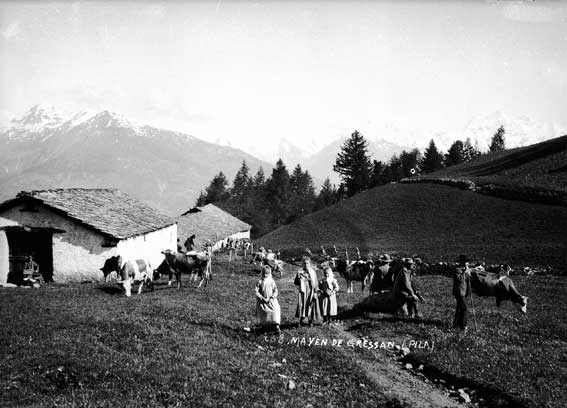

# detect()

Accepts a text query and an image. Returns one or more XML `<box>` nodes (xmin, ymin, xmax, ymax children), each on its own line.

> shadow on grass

<box><xmin>95</xmin><ymin>285</ymin><xmax>123</xmax><ymax>295</ymax></box>
<box><xmin>95</xmin><ymin>282</ymin><xmax>182</xmax><ymax>295</ymax></box>
<box><xmin>336</xmin><ymin>307</ymin><xmax>446</xmax><ymax>329</ymax></box>
<box><xmin>346</xmin><ymin>316</ymin><xmax>446</xmax><ymax>330</ymax></box>
<box><xmin>184</xmin><ymin>318</ymin><xmax>298</xmax><ymax>336</ymax></box>
<box><xmin>401</xmin><ymin>354</ymin><xmax>530</xmax><ymax>408</ymax></box>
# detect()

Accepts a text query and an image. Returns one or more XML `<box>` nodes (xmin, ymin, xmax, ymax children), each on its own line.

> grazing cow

<box><xmin>250</xmin><ymin>247</ymin><xmax>267</xmax><ymax>265</ymax></box>
<box><xmin>453</xmin><ymin>257</ymin><xmax>527</xmax><ymax>331</ymax></box>
<box><xmin>100</xmin><ymin>255</ymin><xmax>154</xmax><ymax>297</ymax></box>
<box><xmin>467</xmin><ymin>266</ymin><xmax>527</xmax><ymax>313</ymax></box>
<box><xmin>155</xmin><ymin>249</ymin><xmax>211</xmax><ymax>289</ymax></box>
<box><xmin>335</xmin><ymin>259</ymin><xmax>374</xmax><ymax>293</ymax></box>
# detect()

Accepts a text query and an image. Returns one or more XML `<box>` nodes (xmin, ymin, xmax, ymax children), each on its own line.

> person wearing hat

<box><xmin>392</xmin><ymin>258</ymin><xmax>423</xmax><ymax>318</ymax></box>
<box><xmin>255</xmin><ymin>265</ymin><xmax>281</xmax><ymax>334</ymax></box>
<box><xmin>453</xmin><ymin>255</ymin><xmax>472</xmax><ymax>330</ymax></box>
<box><xmin>370</xmin><ymin>254</ymin><xmax>395</xmax><ymax>294</ymax></box>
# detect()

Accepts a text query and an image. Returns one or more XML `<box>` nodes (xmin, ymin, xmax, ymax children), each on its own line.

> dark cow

<box><xmin>101</xmin><ymin>256</ymin><xmax>120</xmax><ymax>282</ymax></box>
<box><xmin>453</xmin><ymin>261</ymin><xmax>527</xmax><ymax>331</ymax></box>
<box><xmin>354</xmin><ymin>259</ymin><xmax>424</xmax><ymax>318</ymax></box>
<box><xmin>335</xmin><ymin>259</ymin><xmax>374</xmax><ymax>293</ymax></box>
<box><xmin>100</xmin><ymin>255</ymin><xmax>154</xmax><ymax>297</ymax></box>
<box><xmin>468</xmin><ymin>266</ymin><xmax>527</xmax><ymax>312</ymax></box>
<box><xmin>155</xmin><ymin>249</ymin><xmax>211</xmax><ymax>289</ymax></box>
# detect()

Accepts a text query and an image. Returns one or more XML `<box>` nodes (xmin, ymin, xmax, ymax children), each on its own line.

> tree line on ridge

<box><xmin>196</xmin><ymin>126</ymin><xmax>507</xmax><ymax>237</ymax></box>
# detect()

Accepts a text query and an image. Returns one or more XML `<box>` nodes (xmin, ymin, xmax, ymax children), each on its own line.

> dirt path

<box><xmin>331</xmin><ymin>324</ymin><xmax>464</xmax><ymax>408</ymax></box>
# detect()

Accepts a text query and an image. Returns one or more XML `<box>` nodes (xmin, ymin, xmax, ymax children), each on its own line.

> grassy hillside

<box><xmin>257</xmin><ymin>183</ymin><xmax>567</xmax><ymax>269</ymax></box>
<box><xmin>425</xmin><ymin>135</ymin><xmax>567</xmax><ymax>193</ymax></box>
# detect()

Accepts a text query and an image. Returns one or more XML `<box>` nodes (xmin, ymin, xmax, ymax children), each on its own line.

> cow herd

<box><xmin>100</xmin><ymin>249</ymin><xmax>211</xmax><ymax>297</ymax></box>
<box><xmin>100</xmin><ymin>243</ymin><xmax>528</xmax><ymax>329</ymax></box>
<box><xmin>285</xmin><ymin>247</ymin><xmax>528</xmax><ymax>321</ymax></box>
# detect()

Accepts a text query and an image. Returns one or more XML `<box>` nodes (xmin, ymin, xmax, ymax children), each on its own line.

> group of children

<box><xmin>254</xmin><ymin>256</ymin><xmax>339</xmax><ymax>334</ymax></box>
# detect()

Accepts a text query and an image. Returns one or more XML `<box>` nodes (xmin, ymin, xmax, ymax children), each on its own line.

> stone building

<box><xmin>177</xmin><ymin>204</ymin><xmax>251</xmax><ymax>251</ymax></box>
<box><xmin>0</xmin><ymin>189</ymin><xmax>176</xmax><ymax>284</ymax></box>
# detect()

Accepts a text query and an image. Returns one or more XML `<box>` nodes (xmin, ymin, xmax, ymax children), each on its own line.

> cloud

<box><xmin>1</xmin><ymin>21</ymin><xmax>20</xmax><ymax>40</ymax></box>
<box><xmin>139</xmin><ymin>4</ymin><xmax>166</xmax><ymax>19</ymax></box>
<box><xmin>501</xmin><ymin>4</ymin><xmax>558</xmax><ymax>23</ymax></box>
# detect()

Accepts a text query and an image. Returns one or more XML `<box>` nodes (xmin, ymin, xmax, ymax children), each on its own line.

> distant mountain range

<box><xmin>461</xmin><ymin>111</ymin><xmax>563</xmax><ymax>151</ymax></box>
<box><xmin>290</xmin><ymin>137</ymin><xmax>409</xmax><ymax>185</ymax></box>
<box><xmin>273</xmin><ymin>111</ymin><xmax>563</xmax><ymax>185</ymax></box>
<box><xmin>2</xmin><ymin>105</ymin><xmax>563</xmax><ymax>213</ymax></box>
<box><xmin>0</xmin><ymin>105</ymin><xmax>272</xmax><ymax>215</ymax></box>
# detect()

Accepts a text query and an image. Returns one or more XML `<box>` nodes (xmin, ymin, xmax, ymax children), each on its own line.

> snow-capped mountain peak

<box><xmin>462</xmin><ymin>111</ymin><xmax>558</xmax><ymax>150</ymax></box>
<box><xmin>2</xmin><ymin>106</ymin><xmax>160</xmax><ymax>142</ymax></box>
<box><xmin>79</xmin><ymin>110</ymin><xmax>157</xmax><ymax>137</ymax></box>
<box><xmin>11</xmin><ymin>104</ymin><xmax>66</xmax><ymax>130</ymax></box>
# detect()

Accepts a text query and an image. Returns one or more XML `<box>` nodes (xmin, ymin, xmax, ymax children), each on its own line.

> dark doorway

<box><xmin>6</xmin><ymin>229</ymin><xmax>54</xmax><ymax>283</ymax></box>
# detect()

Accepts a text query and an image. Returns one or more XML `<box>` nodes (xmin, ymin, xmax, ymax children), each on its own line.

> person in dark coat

<box><xmin>370</xmin><ymin>254</ymin><xmax>394</xmax><ymax>294</ymax></box>
<box><xmin>294</xmin><ymin>257</ymin><xmax>322</xmax><ymax>326</ymax></box>
<box><xmin>392</xmin><ymin>258</ymin><xmax>423</xmax><ymax>318</ymax></box>
<box><xmin>453</xmin><ymin>255</ymin><xmax>471</xmax><ymax>330</ymax></box>
<box><xmin>184</xmin><ymin>234</ymin><xmax>196</xmax><ymax>252</ymax></box>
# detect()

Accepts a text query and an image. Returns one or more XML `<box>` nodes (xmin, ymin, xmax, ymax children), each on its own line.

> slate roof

<box><xmin>177</xmin><ymin>204</ymin><xmax>251</xmax><ymax>248</ymax></box>
<box><xmin>0</xmin><ymin>189</ymin><xmax>175</xmax><ymax>239</ymax></box>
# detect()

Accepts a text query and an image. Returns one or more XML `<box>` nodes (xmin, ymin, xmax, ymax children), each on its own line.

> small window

<box><xmin>102</xmin><ymin>237</ymin><xmax>118</xmax><ymax>247</ymax></box>
<box><xmin>20</xmin><ymin>203</ymin><xmax>39</xmax><ymax>212</ymax></box>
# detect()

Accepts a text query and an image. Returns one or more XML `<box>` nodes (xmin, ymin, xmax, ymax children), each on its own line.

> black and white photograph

<box><xmin>1</xmin><ymin>1</ymin><xmax>566</xmax><ymax>407</ymax></box>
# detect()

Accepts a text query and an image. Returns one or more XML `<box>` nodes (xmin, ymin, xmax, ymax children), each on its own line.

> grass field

<box><xmin>430</xmin><ymin>135</ymin><xmax>567</xmax><ymax>193</ymax></box>
<box><xmin>258</xmin><ymin>183</ymin><xmax>567</xmax><ymax>270</ymax></box>
<box><xmin>341</xmin><ymin>274</ymin><xmax>567</xmax><ymax>408</ymax></box>
<box><xmin>2</xmin><ymin>255</ymin><xmax>566</xmax><ymax>408</ymax></box>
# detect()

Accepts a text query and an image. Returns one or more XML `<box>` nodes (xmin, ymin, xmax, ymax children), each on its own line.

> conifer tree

<box><xmin>289</xmin><ymin>164</ymin><xmax>316</xmax><ymax>221</ymax></box>
<box><xmin>400</xmin><ymin>148</ymin><xmax>422</xmax><ymax>177</ymax></box>
<box><xmin>333</xmin><ymin>130</ymin><xmax>372</xmax><ymax>197</ymax></box>
<box><xmin>489</xmin><ymin>126</ymin><xmax>506</xmax><ymax>152</ymax></box>
<box><xmin>204</xmin><ymin>172</ymin><xmax>230</xmax><ymax>203</ymax></box>
<box><xmin>421</xmin><ymin>139</ymin><xmax>444</xmax><ymax>173</ymax></box>
<box><xmin>369</xmin><ymin>160</ymin><xmax>387</xmax><ymax>187</ymax></box>
<box><xmin>266</xmin><ymin>159</ymin><xmax>292</xmax><ymax>227</ymax></box>
<box><xmin>315</xmin><ymin>178</ymin><xmax>338</xmax><ymax>210</ymax></box>
<box><xmin>445</xmin><ymin>140</ymin><xmax>465</xmax><ymax>167</ymax></box>
<box><xmin>387</xmin><ymin>153</ymin><xmax>404</xmax><ymax>181</ymax></box>
<box><xmin>232</xmin><ymin>160</ymin><xmax>251</xmax><ymax>200</ymax></box>
<box><xmin>195</xmin><ymin>190</ymin><xmax>207</xmax><ymax>206</ymax></box>
<box><xmin>463</xmin><ymin>138</ymin><xmax>481</xmax><ymax>162</ymax></box>
<box><xmin>251</xmin><ymin>167</ymin><xmax>268</xmax><ymax>211</ymax></box>
<box><xmin>253</xmin><ymin>167</ymin><xmax>266</xmax><ymax>188</ymax></box>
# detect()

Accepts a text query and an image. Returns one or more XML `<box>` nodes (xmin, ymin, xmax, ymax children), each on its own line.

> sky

<box><xmin>1</xmin><ymin>0</ymin><xmax>566</xmax><ymax>158</ymax></box>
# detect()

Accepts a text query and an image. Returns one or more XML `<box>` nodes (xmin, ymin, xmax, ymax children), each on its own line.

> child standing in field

<box><xmin>319</xmin><ymin>266</ymin><xmax>339</xmax><ymax>324</ymax></box>
<box><xmin>255</xmin><ymin>265</ymin><xmax>281</xmax><ymax>334</ymax></box>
